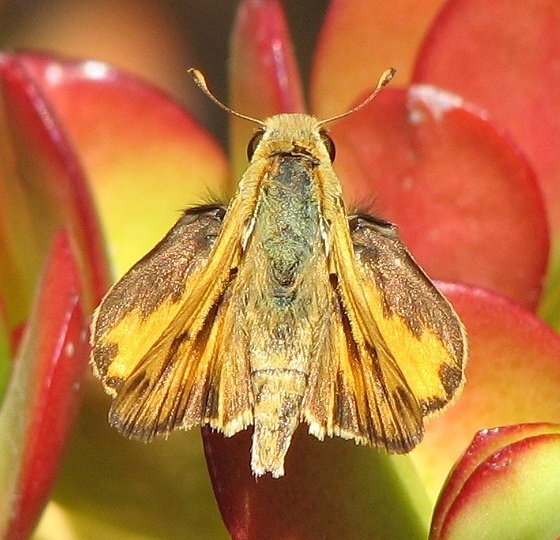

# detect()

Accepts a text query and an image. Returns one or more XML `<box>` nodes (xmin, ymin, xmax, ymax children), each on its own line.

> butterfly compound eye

<box><xmin>247</xmin><ymin>129</ymin><xmax>265</xmax><ymax>161</ymax></box>
<box><xmin>320</xmin><ymin>130</ymin><xmax>336</xmax><ymax>162</ymax></box>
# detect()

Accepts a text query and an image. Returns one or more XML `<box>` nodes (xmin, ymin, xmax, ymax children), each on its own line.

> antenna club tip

<box><xmin>188</xmin><ymin>68</ymin><xmax>207</xmax><ymax>88</ymax></box>
<box><xmin>380</xmin><ymin>67</ymin><xmax>396</xmax><ymax>87</ymax></box>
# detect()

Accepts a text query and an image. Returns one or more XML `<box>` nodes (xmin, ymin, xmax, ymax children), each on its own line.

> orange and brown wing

<box><xmin>348</xmin><ymin>215</ymin><xmax>467</xmax><ymax>419</ymax></box>
<box><xmin>303</xmin><ymin>211</ymin><xmax>467</xmax><ymax>453</ymax></box>
<box><xmin>90</xmin><ymin>205</ymin><xmax>252</xmax><ymax>441</ymax></box>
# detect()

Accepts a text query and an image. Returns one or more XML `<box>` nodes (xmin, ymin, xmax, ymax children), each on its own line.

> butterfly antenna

<box><xmin>188</xmin><ymin>68</ymin><xmax>266</xmax><ymax>127</ymax></box>
<box><xmin>317</xmin><ymin>68</ymin><xmax>396</xmax><ymax>127</ymax></box>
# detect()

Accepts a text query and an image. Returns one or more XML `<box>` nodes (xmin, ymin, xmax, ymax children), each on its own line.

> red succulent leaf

<box><xmin>0</xmin><ymin>53</ymin><xmax>110</xmax><ymax>316</ymax></box>
<box><xmin>431</xmin><ymin>424</ymin><xmax>560</xmax><ymax>539</ymax></box>
<box><xmin>0</xmin><ymin>51</ymin><xmax>115</xmax><ymax>537</ymax></box>
<box><xmin>11</xmin><ymin>51</ymin><xmax>228</xmax><ymax>277</ymax></box>
<box><xmin>230</xmin><ymin>0</ymin><xmax>305</xmax><ymax>115</ymax></box>
<box><xmin>0</xmin><ymin>230</ymin><xmax>87</xmax><ymax>539</ymax></box>
<box><xmin>330</xmin><ymin>85</ymin><xmax>548</xmax><ymax>310</ymax></box>
<box><xmin>411</xmin><ymin>284</ymin><xmax>560</xmax><ymax>500</ymax></box>
<box><xmin>311</xmin><ymin>0</ymin><xmax>447</xmax><ymax>118</ymax></box>
<box><xmin>1</xmin><ymin>51</ymin><xmax>231</xmax><ymax>537</ymax></box>
<box><xmin>203</xmin><ymin>426</ymin><xmax>430</xmax><ymax>540</ymax></box>
<box><xmin>411</xmin><ymin>0</ymin><xmax>560</xmax><ymax>322</ymax></box>
<box><xmin>431</xmin><ymin>423</ymin><xmax>560</xmax><ymax>537</ymax></box>
<box><xmin>413</xmin><ymin>0</ymin><xmax>560</xmax><ymax>231</ymax></box>
<box><xmin>228</xmin><ymin>0</ymin><xmax>305</xmax><ymax>178</ymax></box>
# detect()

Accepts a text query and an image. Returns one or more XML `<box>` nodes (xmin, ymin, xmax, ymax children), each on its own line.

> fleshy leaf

<box><xmin>10</xmin><ymin>54</ymin><xmax>230</xmax><ymax>537</ymax></box>
<box><xmin>0</xmin><ymin>51</ymin><xmax>116</xmax><ymax>539</ymax></box>
<box><xmin>330</xmin><ymin>85</ymin><xmax>548</xmax><ymax>309</ymax></box>
<box><xmin>228</xmin><ymin>0</ymin><xmax>305</xmax><ymax>178</ymax></box>
<box><xmin>0</xmin><ymin>52</ymin><xmax>109</xmax><ymax>318</ymax></box>
<box><xmin>411</xmin><ymin>284</ymin><xmax>560</xmax><ymax>501</ymax></box>
<box><xmin>204</xmin><ymin>426</ymin><xmax>431</xmax><ymax>540</ymax></box>
<box><xmin>49</xmin><ymin>414</ymin><xmax>226</xmax><ymax>539</ymax></box>
<box><xmin>311</xmin><ymin>0</ymin><xmax>446</xmax><ymax>118</ymax></box>
<box><xmin>0</xmin><ymin>230</ymin><xmax>87</xmax><ymax>539</ymax></box>
<box><xmin>411</xmin><ymin>0</ymin><xmax>560</xmax><ymax>324</ymax></box>
<box><xmin>431</xmin><ymin>424</ymin><xmax>560</xmax><ymax>539</ymax></box>
<box><xmin>16</xmin><ymin>52</ymin><xmax>229</xmax><ymax>277</ymax></box>
<box><xmin>413</xmin><ymin>0</ymin><xmax>560</xmax><ymax>229</ymax></box>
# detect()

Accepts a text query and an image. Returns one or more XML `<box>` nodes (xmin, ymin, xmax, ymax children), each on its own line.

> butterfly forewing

<box><xmin>90</xmin><ymin>205</ymin><xmax>252</xmax><ymax>440</ymax></box>
<box><xmin>349</xmin><ymin>214</ymin><xmax>467</xmax><ymax>416</ymax></box>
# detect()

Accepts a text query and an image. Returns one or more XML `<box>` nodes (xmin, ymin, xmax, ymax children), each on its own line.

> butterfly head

<box><xmin>187</xmin><ymin>66</ymin><xmax>395</xmax><ymax>167</ymax></box>
<box><xmin>246</xmin><ymin>114</ymin><xmax>335</xmax><ymax>164</ymax></box>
